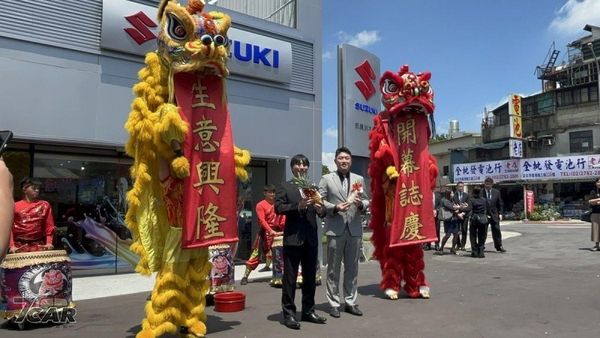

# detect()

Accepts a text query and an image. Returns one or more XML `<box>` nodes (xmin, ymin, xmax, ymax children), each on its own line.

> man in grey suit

<box><xmin>319</xmin><ymin>147</ymin><xmax>369</xmax><ymax>318</ymax></box>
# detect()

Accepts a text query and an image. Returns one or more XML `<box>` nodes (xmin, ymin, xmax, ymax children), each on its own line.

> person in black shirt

<box><xmin>468</xmin><ymin>186</ymin><xmax>488</xmax><ymax>258</ymax></box>
<box><xmin>483</xmin><ymin>177</ymin><xmax>505</xmax><ymax>252</ymax></box>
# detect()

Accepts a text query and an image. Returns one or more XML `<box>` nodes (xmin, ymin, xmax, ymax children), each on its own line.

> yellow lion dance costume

<box><xmin>124</xmin><ymin>1</ymin><xmax>250</xmax><ymax>337</ymax></box>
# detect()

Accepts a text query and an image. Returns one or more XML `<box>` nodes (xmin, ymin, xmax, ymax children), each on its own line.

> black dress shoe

<box><xmin>329</xmin><ymin>307</ymin><xmax>340</xmax><ymax>318</ymax></box>
<box><xmin>301</xmin><ymin>312</ymin><xmax>327</xmax><ymax>324</ymax></box>
<box><xmin>497</xmin><ymin>247</ymin><xmax>506</xmax><ymax>253</ymax></box>
<box><xmin>283</xmin><ymin>316</ymin><xmax>301</xmax><ymax>330</ymax></box>
<box><xmin>478</xmin><ymin>252</ymin><xmax>485</xmax><ymax>258</ymax></box>
<box><xmin>344</xmin><ymin>305</ymin><xmax>363</xmax><ymax>316</ymax></box>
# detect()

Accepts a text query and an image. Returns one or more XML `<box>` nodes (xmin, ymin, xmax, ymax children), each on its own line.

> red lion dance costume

<box><xmin>368</xmin><ymin>65</ymin><xmax>439</xmax><ymax>300</ymax></box>
<box><xmin>124</xmin><ymin>0</ymin><xmax>250</xmax><ymax>337</ymax></box>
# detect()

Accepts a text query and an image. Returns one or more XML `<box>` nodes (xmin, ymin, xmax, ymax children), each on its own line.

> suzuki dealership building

<box><xmin>0</xmin><ymin>0</ymin><xmax>322</xmax><ymax>274</ymax></box>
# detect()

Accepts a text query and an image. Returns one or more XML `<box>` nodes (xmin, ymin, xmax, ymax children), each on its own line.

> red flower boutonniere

<box><xmin>348</xmin><ymin>182</ymin><xmax>363</xmax><ymax>204</ymax></box>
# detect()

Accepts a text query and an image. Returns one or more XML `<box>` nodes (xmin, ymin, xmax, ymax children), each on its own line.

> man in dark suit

<box><xmin>483</xmin><ymin>177</ymin><xmax>506</xmax><ymax>252</ymax></box>
<box><xmin>275</xmin><ymin>154</ymin><xmax>327</xmax><ymax>330</ymax></box>
<box><xmin>453</xmin><ymin>182</ymin><xmax>471</xmax><ymax>250</ymax></box>
<box><xmin>424</xmin><ymin>188</ymin><xmax>442</xmax><ymax>251</ymax></box>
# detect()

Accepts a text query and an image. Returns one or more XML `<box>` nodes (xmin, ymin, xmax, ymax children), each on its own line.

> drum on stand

<box><xmin>208</xmin><ymin>244</ymin><xmax>235</xmax><ymax>294</ymax></box>
<box><xmin>0</xmin><ymin>250</ymin><xmax>74</xmax><ymax>326</ymax></box>
<box><xmin>270</xmin><ymin>236</ymin><xmax>284</xmax><ymax>287</ymax></box>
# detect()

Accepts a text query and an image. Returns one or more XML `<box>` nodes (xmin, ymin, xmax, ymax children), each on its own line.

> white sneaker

<box><xmin>384</xmin><ymin>288</ymin><xmax>399</xmax><ymax>300</ymax></box>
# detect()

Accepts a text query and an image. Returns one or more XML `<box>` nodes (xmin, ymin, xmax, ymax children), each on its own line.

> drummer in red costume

<box><xmin>241</xmin><ymin>184</ymin><xmax>285</xmax><ymax>285</ymax></box>
<box><xmin>9</xmin><ymin>178</ymin><xmax>56</xmax><ymax>253</ymax></box>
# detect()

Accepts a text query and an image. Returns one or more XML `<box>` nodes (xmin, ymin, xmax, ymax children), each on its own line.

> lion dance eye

<box><xmin>213</xmin><ymin>34</ymin><xmax>228</xmax><ymax>46</ymax></box>
<box><xmin>382</xmin><ymin>79</ymin><xmax>399</xmax><ymax>94</ymax></box>
<box><xmin>200</xmin><ymin>34</ymin><xmax>213</xmax><ymax>45</ymax></box>
<box><xmin>166</xmin><ymin>14</ymin><xmax>188</xmax><ymax>41</ymax></box>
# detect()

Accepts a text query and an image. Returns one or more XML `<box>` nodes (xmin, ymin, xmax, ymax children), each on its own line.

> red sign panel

<box><xmin>174</xmin><ymin>73</ymin><xmax>239</xmax><ymax>248</ymax></box>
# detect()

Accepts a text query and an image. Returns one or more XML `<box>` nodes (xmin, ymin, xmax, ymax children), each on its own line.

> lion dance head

<box><xmin>157</xmin><ymin>0</ymin><xmax>231</xmax><ymax>76</ymax></box>
<box><xmin>379</xmin><ymin>64</ymin><xmax>436</xmax><ymax>137</ymax></box>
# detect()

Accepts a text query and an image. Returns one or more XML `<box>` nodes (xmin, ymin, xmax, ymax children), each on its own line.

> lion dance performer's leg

<box><xmin>137</xmin><ymin>228</ymin><xmax>212</xmax><ymax>338</ymax></box>
<box><xmin>379</xmin><ymin>228</ymin><xmax>402</xmax><ymax>299</ymax></box>
<box><xmin>400</xmin><ymin>244</ymin><xmax>427</xmax><ymax>298</ymax></box>
<box><xmin>369</xmin><ymin>114</ymin><xmax>404</xmax><ymax>299</ymax></box>
<box><xmin>134</xmin><ymin>170</ymin><xmax>213</xmax><ymax>338</ymax></box>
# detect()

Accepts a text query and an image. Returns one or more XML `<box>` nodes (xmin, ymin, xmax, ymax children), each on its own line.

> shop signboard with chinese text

<box><xmin>520</xmin><ymin>154</ymin><xmax>600</xmax><ymax>180</ymax></box>
<box><xmin>453</xmin><ymin>159</ymin><xmax>521</xmax><ymax>183</ymax></box>
<box><xmin>508</xmin><ymin>94</ymin><xmax>522</xmax><ymax>139</ymax></box>
<box><xmin>525</xmin><ymin>190</ymin><xmax>534</xmax><ymax>213</ymax></box>
<box><xmin>452</xmin><ymin>154</ymin><xmax>600</xmax><ymax>183</ymax></box>
<box><xmin>509</xmin><ymin>139</ymin><xmax>523</xmax><ymax>158</ymax></box>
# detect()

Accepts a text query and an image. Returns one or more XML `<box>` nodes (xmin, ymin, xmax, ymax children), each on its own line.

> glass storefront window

<box><xmin>2</xmin><ymin>150</ymin><xmax>31</xmax><ymax>198</ymax></box>
<box><xmin>32</xmin><ymin>153</ymin><xmax>135</xmax><ymax>275</ymax></box>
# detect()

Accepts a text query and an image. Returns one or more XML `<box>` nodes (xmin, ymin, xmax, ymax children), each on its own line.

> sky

<box><xmin>321</xmin><ymin>0</ymin><xmax>600</xmax><ymax>170</ymax></box>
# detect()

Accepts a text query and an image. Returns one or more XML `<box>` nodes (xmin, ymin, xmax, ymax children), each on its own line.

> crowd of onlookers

<box><xmin>424</xmin><ymin>177</ymin><xmax>506</xmax><ymax>258</ymax></box>
<box><xmin>422</xmin><ymin>176</ymin><xmax>600</xmax><ymax>256</ymax></box>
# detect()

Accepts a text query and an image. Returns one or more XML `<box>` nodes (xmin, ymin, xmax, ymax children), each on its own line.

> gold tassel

<box><xmin>386</xmin><ymin>165</ymin><xmax>399</xmax><ymax>180</ymax></box>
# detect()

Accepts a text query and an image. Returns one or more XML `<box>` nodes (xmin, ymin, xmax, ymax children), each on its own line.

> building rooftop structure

<box><xmin>536</xmin><ymin>24</ymin><xmax>600</xmax><ymax>91</ymax></box>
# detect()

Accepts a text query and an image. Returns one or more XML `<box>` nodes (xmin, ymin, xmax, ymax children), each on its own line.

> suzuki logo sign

<box><xmin>354</xmin><ymin>60</ymin><xmax>376</xmax><ymax>101</ymax></box>
<box><xmin>101</xmin><ymin>0</ymin><xmax>292</xmax><ymax>83</ymax></box>
<box><xmin>124</xmin><ymin>11</ymin><xmax>157</xmax><ymax>45</ymax></box>
<box><xmin>338</xmin><ymin>43</ymin><xmax>380</xmax><ymax>157</ymax></box>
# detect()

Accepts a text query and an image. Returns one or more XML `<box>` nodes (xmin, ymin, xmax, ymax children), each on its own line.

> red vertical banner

<box><xmin>384</xmin><ymin>113</ymin><xmax>436</xmax><ymax>247</ymax></box>
<box><xmin>526</xmin><ymin>190</ymin><xmax>534</xmax><ymax>213</ymax></box>
<box><xmin>174</xmin><ymin>73</ymin><xmax>238</xmax><ymax>249</ymax></box>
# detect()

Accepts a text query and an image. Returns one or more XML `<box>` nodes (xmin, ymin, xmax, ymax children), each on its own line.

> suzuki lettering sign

<box><xmin>338</xmin><ymin>44</ymin><xmax>381</xmax><ymax>157</ymax></box>
<box><xmin>101</xmin><ymin>0</ymin><xmax>292</xmax><ymax>83</ymax></box>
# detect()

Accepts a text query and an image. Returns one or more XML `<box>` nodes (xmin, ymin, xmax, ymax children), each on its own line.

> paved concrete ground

<box><xmin>2</xmin><ymin>222</ymin><xmax>600</xmax><ymax>337</ymax></box>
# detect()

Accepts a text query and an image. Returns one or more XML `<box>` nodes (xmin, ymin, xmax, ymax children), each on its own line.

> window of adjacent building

<box><xmin>590</xmin><ymin>85</ymin><xmax>599</xmax><ymax>102</ymax></box>
<box><xmin>569</xmin><ymin>130</ymin><xmax>593</xmax><ymax>153</ymax></box>
<box><xmin>537</xmin><ymin>92</ymin><xmax>554</xmax><ymax>114</ymax></box>
<box><xmin>580</xmin><ymin>87</ymin><xmax>589</xmax><ymax>103</ymax></box>
<box><xmin>557</xmin><ymin>86</ymin><xmax>598</xmax><ymax>107</ymax></box>
<box><xmin>496</xmin><ymin>106</ymin><xmax>509</xmax><ymax>125</ymax></box>
<box><xmin>557</xmin><ymin>90</ymin><xmax>573</xmax><ymax>107</ymax></box>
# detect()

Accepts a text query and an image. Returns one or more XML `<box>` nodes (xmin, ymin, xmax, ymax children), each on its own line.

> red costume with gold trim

<box><xmin>368</xmin><ymin>65</ymin><xmax>439</xmax><ymax>299</ymax></box>
<box><xmin>10</xmin><ymin>199</ymin><xmax>56</xmax><ymax>252</ymax></box>
<box><xmin>244</xmin><ymin>199</ymin><xmax>285</xmax><ymax>274</ymax></box>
